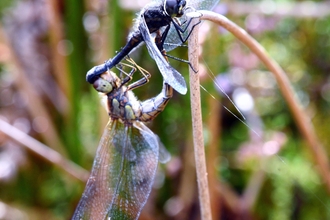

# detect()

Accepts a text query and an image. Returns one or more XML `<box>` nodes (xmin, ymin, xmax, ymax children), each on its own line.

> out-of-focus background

<box><xmin>0</xmin><ymin>0</ymin><xmax>329</xmax><ymax>219</ymax></box>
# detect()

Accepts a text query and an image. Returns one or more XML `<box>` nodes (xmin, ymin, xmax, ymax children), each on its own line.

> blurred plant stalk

<box><xmin>200</xmin><ymin>10</ymin><xmax>330</xmax><ymax>194</ymax></box>
<box><xmin>0</xmin><ymin>118</ymin><xmax>89</xmax><ymax>182</ymax></box>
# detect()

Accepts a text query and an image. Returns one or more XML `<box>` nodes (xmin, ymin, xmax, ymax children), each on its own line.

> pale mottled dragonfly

<box><xmin>87</xmin><ymin>0</ymin><xmax>220</xmax><ymax>95</ymax></box>
<box><xmin>72</xmin><ymin>58</ymin><xmax>172</xmax><ymax>220</ymax></box>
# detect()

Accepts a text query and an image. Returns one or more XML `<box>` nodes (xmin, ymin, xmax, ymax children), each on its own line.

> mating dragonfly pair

<box><xmin>72</xmin><ymin>0</ymin><xmax>219</xmax><ymax>219</ymax></box>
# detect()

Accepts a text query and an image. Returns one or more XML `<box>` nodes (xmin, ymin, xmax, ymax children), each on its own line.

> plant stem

<box><xmin>0</xmin><ymin>118</ymin><xmax>89</xmax><ymax>182</ymax></box>
<box><xmin>188</xmin><ymin>17</ymin><xmax>212</xmax><ymax>220</ymax></box>
<box><xmin>199</xmin><ymin>10</ymin><xmax>330</xmax><ymax>193</ymax></box>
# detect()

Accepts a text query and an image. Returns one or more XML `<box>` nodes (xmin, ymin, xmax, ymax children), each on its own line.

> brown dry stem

<box><xmin>0</xmin><ymin>25</ymin><xmax>68</xmax><ymax>156</ymax></box>
<box><xmin>0</xmin><ymin>118</ymin><xmax>89</xmax><ymax>182</ymax></box>
<box><xmin>199</xmin><ymin>10</ymin><xmax>330</xmax><ymax>193</ymax></box>
<box><xmin>188</xmin><ymin>18</ymin><xmax>212</xmax><ymax>220</ymax></box>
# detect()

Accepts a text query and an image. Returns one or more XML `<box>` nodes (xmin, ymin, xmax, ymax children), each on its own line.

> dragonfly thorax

<box><xmin>92</xmin><ymin>72</ymin><xmax>142</xmax><ymax>123</ymax></box>
<box><xmin>107</xmin><ymin>88</ymin><xmax>142</xmax><ymax>124</ymax></box>
<box><xmin>163</xmin><ymin>0</ymin><xmax>186</xmax><ymax>17</ymax></box>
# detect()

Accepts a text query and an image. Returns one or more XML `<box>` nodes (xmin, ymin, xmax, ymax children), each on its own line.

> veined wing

<box><xmin>156</xmin><ymin>135</ymin><xmax>171</xmax><ymax>164</ymax></box>
<box><xmin>162</xmin><ymin>0</ymin><xmax>220</xmax><ymax>52</ymax></box>
<box><xmin>107</xmin><ymin>121</ymin><xmax>159</xmax><ymax>220</ymax></box>
<box><xmin>72</xmin><ymin>119</ymin><xmax>118</xmax><ymax>220</ymax></box>
<box><xmin>134</xmin><ymin>122</ymin><xmax>171</xmax><ymax>164</ymax></box>
<box><xmin>139</xmin><ymin>15</ymin><xmax>187</xmax><ymax>95</ymax></box>
<box><xmin>72</xmin><ymin>120</ymin><xmax>159</xmax><ymax>220</ymax></box>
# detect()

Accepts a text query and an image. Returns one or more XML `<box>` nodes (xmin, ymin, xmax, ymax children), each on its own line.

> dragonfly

<box><xmin>72</xmin><ymin>59</ymin><xmax>172</xmax><ymax>220</ymax></box>
<box><xmin>86</xmin><ymin>0</ymin><xmax>220</xmax><ymax>95</ymax></box>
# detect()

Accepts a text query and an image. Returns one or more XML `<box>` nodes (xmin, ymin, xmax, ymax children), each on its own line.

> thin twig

<box><xmin>199</xmin><ymin>10</ymin><xmax>330</xmax><ymax>193</ymax></box>
<box><xmin>188</xmin><ymin>18</ymin><xmax>212</xmax><ymax>220</ymax></box>
<box><xmin>239</xmin><ymin>169</ymin><xmax>266</xmax><ymax>212</ymax></box>
<box><xmin>0</xmin><ymin>118</ymin><xmax>89</xmax><ymax>182</ymax></box>
<box><xmin>0</xmin><ymin>25</ymin><xmax>68</xmax><ymax>157</ymax></box>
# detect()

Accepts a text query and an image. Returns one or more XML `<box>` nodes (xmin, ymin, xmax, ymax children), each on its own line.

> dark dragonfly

<box><xmin>87</xmin><ymin>0</ymin><xmax>219</xmax><ymax>95</ymax></box>
<box><xmin>72</xmin><ymin>59</ymin><xmax>171</xmax><ymax>220</ymax></box>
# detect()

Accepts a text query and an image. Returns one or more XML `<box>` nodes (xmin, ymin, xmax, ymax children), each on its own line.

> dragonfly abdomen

<box><xmin>104</xmin><ymin>33</ymin><xmax>144</xmax><ymax>70</ymax></box>
<box><xmin>139</xmin><ymin>83</ymin><xmax>173</xmax><ymax>122</ymax></box>
<box><xmin>86</xmin><ymin>33</ymin><xmax>144</xmax><ymax>84</ymax></box>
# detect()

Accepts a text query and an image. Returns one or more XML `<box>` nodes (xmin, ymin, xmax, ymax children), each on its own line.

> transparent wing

<box><xmin>163</xmin><ymin>0</ymin><xmax>220</xmax><ymax>52</ymax></box>
<box><xmin>155</xmin><ymin>135</ymin><xmax>171</xmax><ymax>163</ymax></box>
<box><xmin>72</xmin><ymin>119</ymin><xmax>118</xmax><ymax>220</ymax></box>
<box><xmin>107</xmin><ymin>121</ymin><xmax>159</xmax><ymax>220</ymax></box>
<box><xmin>139</xmin><ymin>16</ymin><xmax>187</xmax><ymax>95</ymax></box>
<box><xmin>72</xmin><ymin>120</ymin><xmax>159</xmax><ymax>220</ymax></box>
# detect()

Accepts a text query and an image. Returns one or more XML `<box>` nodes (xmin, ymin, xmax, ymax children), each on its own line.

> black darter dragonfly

<box><xmin>86</xmin><ymin>0</ymin><xmax>219</xmax><ymax>95</ymax></box>
<box><xmin>72</xmin><ymin>59</ymin><xmax>172</xmax><ymax>220</ymax></box>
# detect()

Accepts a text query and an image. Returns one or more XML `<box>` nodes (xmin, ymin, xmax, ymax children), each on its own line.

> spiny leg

<box><xmin>157</xmin><ymin>28</ymin><xmax>198</xmax><ymax>73</ymax></box>
<box><xmin>121</xmin><ymin>56</ymin><xmax>151</xmax><ymax>91</ymax></box>
<box><xmin>163</xmin><ymin>53</ymin><xmax>198</xmax><ymax>73</ymax></box>
<box><xmin>125</xmin><ymin>56</ymin><xmax>151</xmax><ymax>80</ymax></box>
<box><xmin>171</xmin><ymin>15</ymin><xmax>201</xmax><ymax>44</ymax></box>
<box><xmin>114</xmin><ymin>61</ymin><xmax>136</xmax><ymax>86</ymax></box>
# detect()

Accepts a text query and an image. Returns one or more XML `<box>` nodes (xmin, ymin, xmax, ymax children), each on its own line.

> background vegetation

<box><xmin>0</xmin><ymin>0</ymin><xmax>329</xmax><ymax>219</ymax></box>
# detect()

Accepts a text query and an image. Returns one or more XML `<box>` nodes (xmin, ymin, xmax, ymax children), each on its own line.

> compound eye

<box><xmin>93</xmin><ymin>77</ymin><xmax>113</xmax><ymax>93</ymax></box>
<box><xmin>178</xmin><ymin>0</ymin><xmax>186</xmax><ymax>16</ymax></box>
<box><xmin>165</xmin><ymin>0</ymin><xmax>178</xmax><ymax>16</ymax></box>
<box><xmin>180</xmin><ymin>0</ymin><xmax>186</xmax><ymax>8</ymax></box>
<box><xmin>175</xmin><ymin>0</ymin><xmax>186</xmax><ymax>17</ymax></box>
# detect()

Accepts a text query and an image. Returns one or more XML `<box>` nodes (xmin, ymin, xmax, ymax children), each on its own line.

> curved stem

<box><xmin>199</xmin><ymin>10</ymin><xmax>330</xmax><ymax>193</ymax></box>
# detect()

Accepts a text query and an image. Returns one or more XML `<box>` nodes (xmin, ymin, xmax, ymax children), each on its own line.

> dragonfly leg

<box><xmin>116</xmin><ymin>62</ymin><xmax>136</xmax><ymax>86</ymax></box>
<box><xmin>160</xmin><ymin>24</ymin><xmax>171</xmax><ymax>50</ymax></box>
<box><xmin>108</xmin><ymin>56</ymin><xmax>152</xmax><ymax>90</ymax></box>
<box><xmin>126</xmin><ymin>76</ymin><xmax>149</xmax><ymax>91</ymax></box>
<box><xmin>163</xmin><ymin>53</ymin><xmax>198</xmax><ymax>73</ymax></box>
<box><xmin>157</xmin><ymin>29</ymin><xmax>198</xmax><ymax>74</ymax></box>
<box><xmin>155</xmin><ymin>30</ymin><xmax>169</xmax><ymax>61</ymax></box>
<box><xmin>125</xmin><ymin>56</ymin><xmax>151</xmax><ymax>80</ymax></box>
<box><xmin>119</xmin><ymin>57</ymin><xmax>150</xmax><ymax>91</ymax></box>
<box><xmin>172</xmin><ymin>16</ymin><xmax>201</xmax><ymax>43</ymax></box>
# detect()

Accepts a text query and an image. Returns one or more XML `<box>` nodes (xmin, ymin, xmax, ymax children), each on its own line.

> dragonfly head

<box><xmin>164</xmin><ymin>0</ymin><xmax>186</xmax><ymax>18</ymax></box>
<box><xmin>93</xmin><ymin>71</ymin><xmax>120</xmax><ymax>94</ymax></box>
